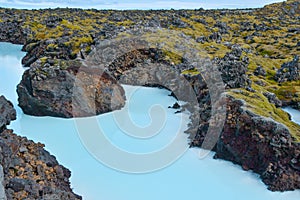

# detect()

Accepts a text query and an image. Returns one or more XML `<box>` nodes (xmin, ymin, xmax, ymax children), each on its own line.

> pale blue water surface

<box><xmin>1</xmin><ymin>42</ymin><xmax>300</xmax><ymax>200</ymax></box>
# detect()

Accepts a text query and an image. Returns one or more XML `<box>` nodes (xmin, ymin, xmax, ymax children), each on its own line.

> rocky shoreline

<box><xmin>0</xmin><ymin>96</ymin><xmax>81</xmax><ymax>199</ymax></box>
<box><xmin>0</xmin><ymin>0</ymin><xmax>299</xmax><ymax>194</ymax></box>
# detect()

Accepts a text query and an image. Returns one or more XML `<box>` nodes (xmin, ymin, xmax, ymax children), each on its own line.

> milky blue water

<box><xmin>283</xmin><ymin>107</ymin><xmax>300</xmax><ymax>125</ymax></box>
<box><xmin>1</xmin><ymin>42</ymin><xmax>300</xmax><ymax>200</ymax></box>
<box><xmin>0</xmin><ymin>0</ymin><xmax>284</xmax><ymax>9</ymax></box>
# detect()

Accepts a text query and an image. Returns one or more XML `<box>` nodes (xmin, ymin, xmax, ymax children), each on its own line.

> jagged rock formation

<box><xmin>0</xmin><ymin>19</ymin><xmax>26</xmax><ymax>44</ymax></box>
<box><xmin>0</xmin><ymin>96</ymin><xmax>81</xmax><ymax>199</ymax></box>
<box><xmin>275</xmin><ymin>55</ymin><xmax>299</xmax><ymax>83</ymax></box>
<box><xmin>17</xmin><ymin>60</ymin><xmax>126</xmax><ymax>118</ymax></box>
<box><xmin>0</xmin><ymin>0</ymin><xmax>299</xmax><ymax>193</ymax></box>
<box><xmin>0</xmin><ymin>96</ymin><xmax>16</xmax><ymax>132</ymax></box>
<box><xmin>263</xmin><ymin>92</ymin><xmax>282</xmax><ymax>107</ymax></box>
<box><xmin>212</xmin><ymin>96</ymin><xmax>300</xmax><ymax>192</ymax></box>
<box><xmin>212</xmin><ymin>45</ymin><xmax>252</xmax><ymax>89</ymax></box>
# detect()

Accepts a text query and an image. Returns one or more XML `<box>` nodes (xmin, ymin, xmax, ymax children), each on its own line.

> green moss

<box><xmin>46</xmin><ymin>43</ymin><xmax>58</xmax><ymax>51</ymax></box>
<box><xmin>171</xmin><ymin>17</ymin><xmax>209</xmax><ymax>38</ymax></box>
<box><xmin>40</xmin><ymin>57</ymin><xmax>48</xmax><ymax>64</ymax></box>
<box><xmin>228</xmin><ymin>87</ymin><xmax>300</xmax><ymax>142</ymax></box>
<box><xmin>269</xmin><ymin>86</ymin><xmax>300</xmax><ymax>102</ymax></box>
<box><xmin>61</xmin><ymin>19</ymin><xmax>82</xmax><ymax>31</ymax></box>
<box><xmin>181</xmin><ymin>68</ymin><xmax>200</xmax><ymax>75</ymax></box>
<box><xmin>116</xmin><ymin>19</ymin><xmax>134</xmax><ymax>27</ymax></box>
<box><xmin>0</xmin><ymin>5</ymin><xmax>299</xmax><ymax>141</ymax></box>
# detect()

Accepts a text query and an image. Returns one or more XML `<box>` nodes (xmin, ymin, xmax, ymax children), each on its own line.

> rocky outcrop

<box><xmin>0</xmin><ymin>96</ymin><xmax>81</xmax><ymax>199</ymax></box>
<box><xmin>0</xmin><ymin>0</ymin><xmax>299</xmax><ymax>193</ymax></box>
<box><xmin>263</xmin><ymin>92</ymin><xmax>282</xmax><ymax>107</ymax></box>
<box><xmin>17</xmin><ymin>60</ymin><xmax>126</xmax><ymax>118</ymax></box>
<box><xmin>0</xmin><ymin>96</ymin><xmax>16</xmax><ymax>132</ymax></box>
<box><xmin>275</xmin><ymin>55</ymin><xmax>299</xmax><ymax>83</ymax></box>
<box><xmin>254</xmin><ymin>66</ymin><xmax>267</xmax><ymax>76</ymax></box>
<box><xmin>1</xmin><ymin>129</ymin><xmax>82</xmax><ymax>199</ymax></box>
<box><xmin>192</xmin><ymin>95</ymin><xmax>300</xmax><ymax>191</ymax></box>
<box><xmin>21</xmin><ymin>39</ymin><xmax>78</xmax><ymax>67</ymax></box>
<box><xmin>0</xmin><ymin>165</ymin><xmax>6</xmax><ymax>200</ymax></box>
<box><xmin>213</xmin><ymin>45</ymin><xmax>252</xmax><ymax>89</ymax></box>
<box><xmin>0</xmin><ymin>20</ymin><xmax>26</xmax><ymax>45</ymax></box>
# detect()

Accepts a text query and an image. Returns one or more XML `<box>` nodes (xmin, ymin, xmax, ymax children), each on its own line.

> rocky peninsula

<box><xmin>0</xmin><ymin>96</ymin><xmax>81</xmax><ymax>199</ymax></box>
<box><xmin>0</xmin><ymin>0</ymin><xmax>299</xmax><ymax>195</ymax></box>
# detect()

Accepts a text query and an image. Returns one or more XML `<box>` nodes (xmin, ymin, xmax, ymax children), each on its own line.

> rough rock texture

<box><xmin>213</xmin><ymin>45</ymin><xmax>252</xmax><ymax>89</ymax></box>
<box><xmin>217</xmin><ymin>97</ymin><xmax>300</xmax><ymax>191</ymax></box>
<box><xmin>0</xmin><ymin>165</ymin><xmax>6</xmax><ymax>200</ymax></box>
<box><xmin>254</xmin><ymin>66</ymin><xmax>267</xmax><ymax>76</ymax></box>
<box><xmin>0</xmin><ymin>0</ymin><xmax>299</xmax><ymax>193</ymax></box>
<box><xmin>0</xmin><ymin>96</ymin><xmax>16</xmax><ymax>132</ymax></box>
<box><xmin>0</xmin><ymin>20</ymin><xmax>26</xmax><ymax>44</ymax></box>
<box><xmin>21</xmin><ymin>39</ymin><xmax>77</xmax><ymax>67</ymax></box>
<box><xmin>263</xmin><ymin>92</ymin><xmax>282</xmax><ymax>107</ymax></box>
<box><xmin>275</xmin><ymin>55</ymin><xmax>300</xmax><ymax>83</ymax></box>
<box><xmin>192</xmin><ymin>96</ymin><xmax>300</xmax><ymax>191</ymax></box>
<box><xmin>0</xmin><ymin>96</ymin><xmax>81</xmax><ymax>199</ymax></box>
<box><xmin>17</xmin><ymin>60</ymin><xmax>126</xmax><ymax>118</ymax></box>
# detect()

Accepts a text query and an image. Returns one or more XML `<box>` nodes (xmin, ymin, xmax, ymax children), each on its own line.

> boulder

<box><xmin>263</xmin><ymin>92</ymin><xmax>282</xmax><ymax>107</ymax></box>
<box><xmin>274</xmin><ymin>55</ymin><xmax>299</xmax><ymax>83</ymax></box>
<box><xmin>254</xmin><ymin>66</ymin><xmax>267</xmax><ymax>76</ymax></box>
<box><xmin>17</xmin><ymin>60</ymin><xmax>126</xmax><ymax>118</ymax></box>
<box><xmin>192</xmin><ymin>95</ymin><xmax>300</xmax><ymax>191</ymax></box>
<box><xmin>0</xmin><ymin>96</ymin><xmax>16</xmax><ymax>131</ymax></box>
<box><xmin>213</xmin><ymin>45</ymin><xmax>252</xmax><ymax>89</ymax></box>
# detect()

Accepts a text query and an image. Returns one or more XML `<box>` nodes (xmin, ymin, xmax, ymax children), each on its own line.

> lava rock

<box><xmin>192</xmin><ymin>96</ymin><xmax>300</xmax><ymax>192</ymax></box>
<box><xmin>17</xmin><ymin>60</ymin><xmax>126</xmax><ymax>118</ymax></box>
<box><xmin>0</xmin><ymin>96</ymin><xmax>16</xmax><ymax>131</ymax></box>
<box><xmin>209</xmin><ymin>32</ymin><xmax>222</xmax><ymax>43</ymax></box>
<box><xmin>263</xmin><ymin>92</ymin><xmax>282</xmax><ymax>107</ymax></box>
<box><xmin>196</xmin><ymin>36</ymin><xmax>208</xmax><ymax>44</ymax></box>
<box><xmin>274</xmin><ymin>55</ymin><xmax>299</xmax><ymax>83</ymax></box>
<box><xmin>168</xmin><ymin>102</ymin><xmax>181</xmax><ymax>109</ymax></box>
<box><xmin>0</xmin><ymin>97</ymin><xmax>82</xmax><ymax>199</ymax></box>
<box><xmin>213</xmin><ymin>45</ymin><xmax>252</xmax><ymax>89</ymax></box>
<box><xmin>254</xmin><ymin>66</ymin><xmax>267</xmax><ymax>76</ymax></box>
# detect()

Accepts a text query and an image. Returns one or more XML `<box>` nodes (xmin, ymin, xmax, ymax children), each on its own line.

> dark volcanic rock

<box><xmin>209</xmin><ymin>32</ymin><xmax>222</xmax><ymax>43</ymax></box>
<box><xmin>214</xmin><ymin>21</ymin><xmax>229</xmax><ymax>34</ymax></box>
<box><xmin>263</xmin><ymin>92</ymin><xmax>282</xmax><ymax>107</ymax></box>
<box><xmin>0</xmin><ymin>166</ymin><xmax>5</xmax><ymax>199</ymax></box>
<box><xmin>17</xmin><ymin>60</ymin><xmax>126</xmax><ymax>118</ymax></box>
<box><xmin>213</xmin><ymin>45</ymin><xmax>252</xmax><ymax>89</ymax></box>
<box><xmin>22</xmin><ymin>39</ymin><xmax>75</xmax><ymax>67</ymax></box>
<box><xmin>168</xmin><ymin>102</ymin><xmax>181</xmax><ymax>109</ymax></box>
<box><xmin>196</xmin><ymin>36</ymin><xmax>208</xmax><ymax>44</ymax></box>
<box><xmin>192</xmin><ymin>95</ymin><xmax>300</xmax><ymax>192</ymax></box>
<box><xmin>0</xmin><ymin>96</ymin><xmax>81</xmax><ymax>199</ymax></box>
<box><xmin>0</xmin><ymin>20</ymin><xmax>26</xmax><ymax>44</ymax></box>
<box><xmin>254</xmin><ymin>66</ymin><xmax>267</xmax><ymax>76</ymax></box>
<box><xmin>0</xmin><ymin>96</ymin><xmax>16</xmax><ymax>131</ymax></box>
<box><xmin>275</xmin><ymin>55</ymin><xmax>300</xmax><ymax>83</ymax></box>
